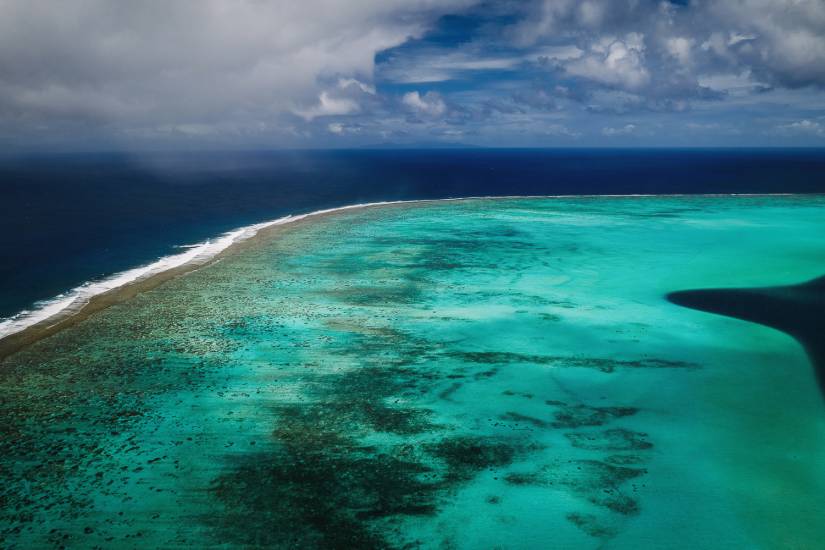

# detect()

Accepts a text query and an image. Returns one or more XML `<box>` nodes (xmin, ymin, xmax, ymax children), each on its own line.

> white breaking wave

<box><xmin>0</xmin><ymin>200</ymin><xmax>408</xmax><ymax>340</ymax></box>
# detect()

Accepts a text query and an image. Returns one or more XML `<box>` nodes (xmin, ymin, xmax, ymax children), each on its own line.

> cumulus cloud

<box><xmin>402</xmin><ymin>91</ymin><xmax>447</xmax><ymax>118</ymax></box>
<box><xmin>706</xmin><ymin>1</ymin><xmax>825</xmax><ymax>88</ymax></box>
<box><xmin>505</xmin><ymin>0</ymin><xmax>825</xmax><ymax>111</ymax></box>
<box><xmin>565</xmin><ymin>33</ymin><xmax>650</xmax><ymax>90</ymax></box>
<box><xmin>666</xmin><ymin>37</ymin><xmax>693</xmax><ymax>66</ymax></box>
<box><xmin>296</xmin><ymin>91</ymin><xmax>360</xmax><ymax>121</ymax></box>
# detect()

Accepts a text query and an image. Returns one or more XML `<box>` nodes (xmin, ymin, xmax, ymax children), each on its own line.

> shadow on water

<box><xmin>667</xmin><ymin>275</ymin><xmax>825</xmax><ymax>397</ymax></box>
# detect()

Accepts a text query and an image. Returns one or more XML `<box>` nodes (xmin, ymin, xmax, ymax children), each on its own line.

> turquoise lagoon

<box><xmin>1</xmin><ymin>196</ymin><xmax>824</xmax><ymax>549</ymax></box>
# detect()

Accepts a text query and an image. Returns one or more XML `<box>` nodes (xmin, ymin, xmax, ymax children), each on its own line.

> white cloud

<box><xmin>778</xmin><ymin>119</ymin><xmax>825</xmax><ymax>136</ymax></box>
<box><xmin>706</xmin><ymin>1</ymin><xmax>825</xmax><ymax>87</ymax></box>
<box><xmin>666</xmin><ymin>37</ymin><xmax>693</xmax><ymax>66</ymax></box>
<box><xmin>728</xmin><ymin>33</ymin><xmax>756</xmax><ymax>47</ymax></box>
<box><xmin>0</xmin><ymin>0</ymin><xmax>475</xmax><ymax>145</ymax></box>
<box><xmin>512</xmin><ymin>0</ymin><xmax>825</xmax><ymax>106</ymax></box>
<box><xmin>566</xmin><ymin>34</ymin><xmax>650</xmax><ymax>90</ymax></box>
<box><xmin>337</xmin><ymin>78</ymin><xmax>376</xmax><ymax>95</ymax></box>
<box><xmin>434</xmin><ymin>55</ymin><xmax>521</xmax><ymax>71</ymax></box>
<box><xmin>379</xmin><ymin>51</ymin><xmax>523</xmax><ymax>84</ymax></box>
<box><xmin>402</xmin><ymin>91</ymin><xmax>447</xmax><ymax>117</ymax></box>
<box><xmin>296</xmin><ymin>91</ymin><xmax>360</xmax><ymax>121</ymax></box>
<box><xmin>602</xmin><ymin>123</ymin><xmax>636</xmax><ymax>136</ymax></box>
<box><xmin>534</xmin><ymin>45</ymin><xmax>585</xmax><ymax>63</ymax></box>
<box><xmin>327</xmin><ymin>121</ymin><xmax>362</xmax><ymax>135</ymax></box>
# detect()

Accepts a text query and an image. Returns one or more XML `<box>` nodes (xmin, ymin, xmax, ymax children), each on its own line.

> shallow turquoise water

<box><xmin>1</xmin><ymin>196</ymin><xmax>824</xmax><ymax>549</ymax></box>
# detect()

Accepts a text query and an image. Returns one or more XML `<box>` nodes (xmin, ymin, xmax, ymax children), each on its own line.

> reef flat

<box><xmin>1</xmin><ymin>196</ymin><xmax>824</xmax><ymax>549</ymax></box>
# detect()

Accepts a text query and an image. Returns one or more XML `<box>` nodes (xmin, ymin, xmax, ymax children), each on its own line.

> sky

<box><xmin>2</xmin><ymin>0</ymin><xmax>825</xmax><ymax>150</ymax></box>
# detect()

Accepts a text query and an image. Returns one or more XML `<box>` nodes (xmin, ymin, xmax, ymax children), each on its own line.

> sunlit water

<box><xmin>2</xmin><ymin>196</ymin><xmax>824</xmax><ymax>549</ymax></box>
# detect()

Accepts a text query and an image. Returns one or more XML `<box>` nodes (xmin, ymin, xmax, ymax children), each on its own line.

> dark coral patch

<box><xmin>499</xmin><ymin>411</ymin><xmax>549</xmax><ymax>429</ymax></box>
<box><xmin>546</xmin><ymin>401</ymin><xmax>638</xmax><ymax>428</ymax></box>
<box><xmin>504</xmin><ymin>459</ymin><xmax>645</xmax><ymax>517</ymax></box>
<box><xmin>211</xmin><ymin>445</ymin><xmax>437</xmax><ymax>548</ymax></box>
<box><xmin>426</xmin><ymin>436</ymin><xmax>522</xmax><ymax>482</ymax></box>
<box><xmin>447</xmin><ymin>351</ymin><xmax>697</xmax><ymax>372</ymax></box>
<box><xmin>503</xmin><ymin>472</ymin><xmax>543</xmax><ymax>486</ymax></box>
<box><xmin>567</xmin><ymin>512</ymin><xmax>616</xmax><ymax>539</ymax></box>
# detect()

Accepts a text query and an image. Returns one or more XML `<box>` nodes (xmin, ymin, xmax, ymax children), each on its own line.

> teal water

<box><xmin>1</xmin><ymin>196</ymin><xmax>824</xmax><ymax>549</ymax></box>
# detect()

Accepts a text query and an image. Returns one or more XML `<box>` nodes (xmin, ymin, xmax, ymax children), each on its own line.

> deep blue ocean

<box><xmin>2</xmin><ymin>148</ymin><xmax>824</xmax><ymax>320</ymax></box>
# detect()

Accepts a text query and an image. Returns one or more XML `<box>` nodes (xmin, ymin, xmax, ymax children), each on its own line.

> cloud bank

<box><xmin>0</xmin><ymin>0</ymin><xmax>472</xmax><ymax>148</ymax></box>
<box><xmin>1</xmin><ymin>0</ymin><xmax>824</xmax><ymax>149</ymax></box>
